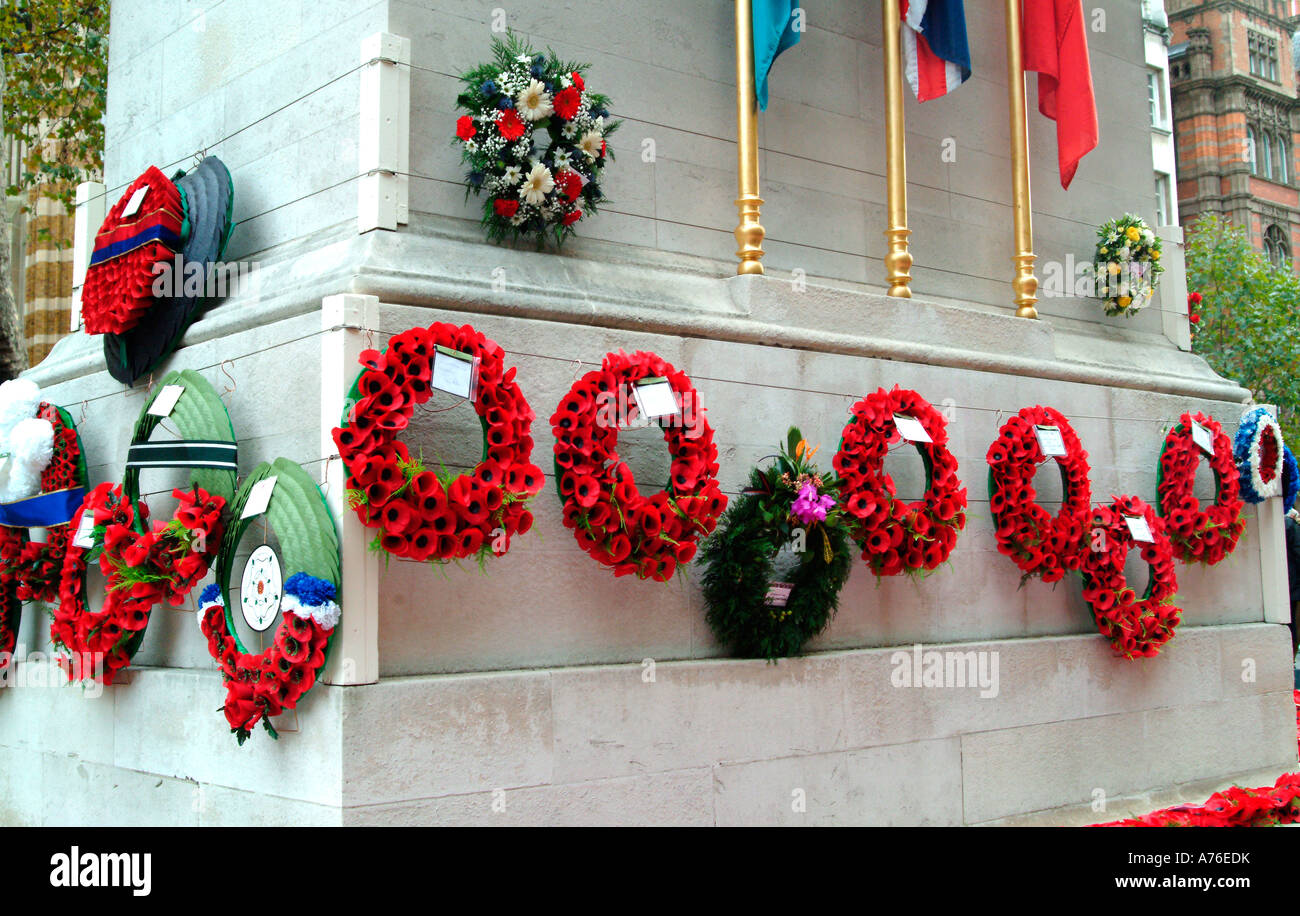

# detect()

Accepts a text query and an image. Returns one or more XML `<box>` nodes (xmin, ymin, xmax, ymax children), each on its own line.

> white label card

<box><xmin>73</xmin><ymin>510</ymin><xmax>95</xmax><ymax>549</ymax></box>
<box><xmin>431</xmin><ymin>346</ymin><xmax>478</xmax><ymax>400</ymax></box>
<box><xmin>1191</xmin><ymin>420</ymin><xmax>1215</xmax><ymax>456</ymax></box>
<box><xmin>633</xmin><ymin>378</ymin><xmax>679</xmax><ymax>419</ymax></box>
<box><xmin>121</xmin><ymin>186</ymin><xmax>149</xmax><ymax>219</ymax></box>
<box><xmin>240</xmin><ymin>476</ymin><xmax>278</xmax><ymax>520</ymax></box>
<box><xmin>147</xmin><ymin>384</ymin><xmax>185</xmax><ymax>418</ymax></box>
<box><xmin>764</xmin><ymin>582</ymin><xmax>794</xmax><ymax>607</ymax></box>
<box><xmin>1035</xmin><ymin>425</ymin><xmax>1068</xmax><ymax>458</ymax></box>
<box><xmin>1124</xmin><ymin>514</ymin><xmax>1155</xmax><ymax>543</ymax></box>
<box><xmin>893</xmin><ymin>414</ymin><xmax>933</xmax><ymax>444</ymax></box>
<box><xmin>27</xmin><ymin>527</ymin><xmax>48</xmax><ymax>545</ymax></box>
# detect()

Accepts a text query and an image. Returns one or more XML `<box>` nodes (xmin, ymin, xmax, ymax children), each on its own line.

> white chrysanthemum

<box><xmin>553</xmin><ymin>149</ymin><xmax>572</xmax><ymax>171</ymax></box>
<box><xmin>0</xmin><ymin>378</ymin><xmax>40</xmax><ymax>443</ymax></box>
<box><xmin>516</xmin><ymin>79</ymin><xmax>553</xmax><ymax>122</ymax></box>
<box><xmin>520</xmin><ymin>163</ymin><xmax>554</xmax><ymax>204</ymax></box>
<box><xmin>562</xmin><ymin>121</ymin><xmax>579</xmax><ymax>140</ymax></box>
<box><xmin>503</xmin><ymin>165</ymin><xmax>523</xmax><ymax>184</ymax></box>
<box><xmin>578</xmin><ymin>130</ymin><xmax>603</xmax><ymax>160</ymax></box>
<box><xmin>0</xmin><ymin>416</ymin><xmax>53</xmax><ymax>502</ymax></box>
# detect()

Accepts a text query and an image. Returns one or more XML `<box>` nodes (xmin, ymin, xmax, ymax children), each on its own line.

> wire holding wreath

<box><xmin>700</xmin><ymin>428</ymin><xmax>852</xmax><ymax>660</ymax></box>
<box><xmin>332</xmin><ymin>321</ymin><xmax>544</xmax><ymax>566</ymax></box>
<box><xmin>986</xmin><ymin>405</ymin><xmax>1092</xmax><ymax>584</ymax></box>
<box><xmin>1156</xmin><ymin>412</ymin><xmax>1244</xmax><ymax>566</ymax></box>
<box><xmin>833</xmin><ymin>387</ymin><xmax>967</xmax><ymax>577</ymax></box>
<box><xmin>551</xmin><ymin>350</ymin><xmax>726</xmax><ymax>582</ymax></box>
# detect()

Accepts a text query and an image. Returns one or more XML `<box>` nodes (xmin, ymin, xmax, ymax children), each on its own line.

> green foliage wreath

<box><xmin>699</xmin><ymin>428</ymin><xmax>853</xmax><ymax>660</ymax></box>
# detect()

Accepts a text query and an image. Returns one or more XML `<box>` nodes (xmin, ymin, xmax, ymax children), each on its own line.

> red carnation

<box><xmin>494</xmin><ymin>198</ymin><xmax>520</xmax><ymax>218</ymax></box>
<box><xmin>456</xmin><ymin>116</ymin><xmax>477</xmax><ymax>141</ymax></box>
<box><xmin>496</xmin><ymin>109</ymin><xmax>526</xmax><ymax>141</ymax></box>
<box><xmin>553</xmin><ymin>86</ymin><xmax>581</xmax><ymax>120</ymax></box>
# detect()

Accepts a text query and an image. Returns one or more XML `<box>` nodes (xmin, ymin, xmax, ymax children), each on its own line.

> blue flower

<box><xmin>480</xmin><ymin>79</ymin><xmax>497</xmax><ymax>97</ymax></box>
<box><xmin>1286</xmin><ymin>447</ymin><xmax>1300</xmax><ymax>510</ymax></box>
<box><xmin>496</xmin><ymin>96</ymin><xmax>514</xmax><ymax>110</ymax></box>
<box><xmin>284</xmin><ymin>572</ymin><xmax>337</xmax><ymax>607</ymax></box>
<box><xmin>200</xmin><ymin>583</ymin><xmax>222</xmax><ymax>606</ymax></box>
<box><xmin>531</xmin><ymin>63</ymin><xmax>545</xmax><ymax>79</ymax></box>
<box><xmin>467</xmin><ymin>170</ymin><xmax>485</xmax><ymax>188</ymax></box>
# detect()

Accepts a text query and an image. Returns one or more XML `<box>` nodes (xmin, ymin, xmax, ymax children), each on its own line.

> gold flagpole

<box><xmin>1004</xmin><ymin>0</ymin><xmax>1039</xmax><ymax>319</ymax></box>
<box><xmin>734</xmin><ymin>0</ymin><xmax>765</xmax><ymax>275</ymax></box>
<box><xmin>882</xmin><ymin>0</ymin><xmax>912</xmax><ymax>297</ymax></box>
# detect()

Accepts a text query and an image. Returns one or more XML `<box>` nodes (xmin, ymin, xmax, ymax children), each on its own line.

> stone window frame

<box><xmin>1248</xmin><ymin>29</ymin><xmax>1280</xmax><ymax>82</ymax></box>
<box><xmin>1264</xmin><ymin>223</ymin><xmax>1290</xmax><ymax>268</ymax></box>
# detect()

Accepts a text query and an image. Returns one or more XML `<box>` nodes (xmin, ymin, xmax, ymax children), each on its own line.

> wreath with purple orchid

<box><xmin>698</xmin><ymin>427</ymin><xmax>853</xmax><ymax>660</ymax></box>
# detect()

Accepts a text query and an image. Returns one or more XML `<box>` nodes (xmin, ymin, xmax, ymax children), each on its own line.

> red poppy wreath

<box><xmin>80</xmin><ymin>165</ymin><xmax>185</xmax><ymax>336</ymax></box>
<box><xmin>833</xmin><ymin>387</ymin><xmax>967</xmax><ymax>577</ymax></box>
<box><xmin>1156</xmin><ymin>412</ymin><xmax>1245</xmax><ymax>566</ymax></box>
<box><xmin>1079</xmin><ymin>495</ymin><xmax>1181</xmax><ymax>659</ymax></box>
<box><xmin>0</xmin><ymin>402</ymin><xmax>88</xmax><ymax>665</ymax></box>
<box><xmin>332</xmin><ymin>322</ymin><xmax>544</xmax><ymax>563</ymax></box>
<box><xmin>986</xmin><ymin>405</ymin><xmax>1092</xmax><ymax>583</ymax></box>
<box><xmin>51</xmin><ymin>369</ymin><xmax>234</xmax><ymax>685</ymax></box>
<box><xmin>550</xmin><ymin>350</ymin><xmax>726</xmax><ymax>581</ymax></box>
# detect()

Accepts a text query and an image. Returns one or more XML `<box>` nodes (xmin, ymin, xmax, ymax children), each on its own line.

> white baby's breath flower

<box><xmin>516</xmin><ymin>79</ymin><xmax>554</xmax><ymax>122</ymax></box>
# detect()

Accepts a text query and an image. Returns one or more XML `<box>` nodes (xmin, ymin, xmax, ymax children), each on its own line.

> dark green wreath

<box><xmin>699</xmin><ymin>428</ymin><xmax>853</xmax><ymax>660</ymax></box>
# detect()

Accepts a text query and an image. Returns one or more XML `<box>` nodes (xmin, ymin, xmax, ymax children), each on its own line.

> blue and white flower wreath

<box><xmin>197</xmin><ymin>573</ymin><xmax>340</xmax><ymax>631</ymax></box>
<box><xmin>1285</xmin><ymin>446</ymin><xmax>1300</xmax><ymax>511</ymax></box>
<box><xmin>1234</xmin><ymin>406</ymin><xmax>1287</xmax><ymax>504</ymax></box>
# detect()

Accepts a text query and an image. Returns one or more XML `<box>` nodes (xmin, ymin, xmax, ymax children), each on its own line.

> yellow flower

<box><xmin>1117</xmin><ymin>296</ymin><xmax>1132</xmax><ymax>308</ymax></box>
<box><xmin>1151</xmin><ymin>249</ymin><xmax>1160</xmax><ymax>260</ymax></box>
<box><xmin>1108</xmin><ymin>262</ymin><xmax>1121</xmax><ymax>275</ymax></box>
<box><xmin>1126</xmin><ymin>226</ymin><xmax>1141</xmax><ymax>242</ymax></box>
<box><xmin>1100</xmin><ymin>247</ymin><xmax>1108</xmax><ymax>255</ymax></box>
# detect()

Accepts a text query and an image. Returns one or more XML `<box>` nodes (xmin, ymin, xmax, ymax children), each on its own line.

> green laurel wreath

<box><xmin>699</xmin><ymin>428</ymin><xmax>853</xmax><ymax>660</ymax></box>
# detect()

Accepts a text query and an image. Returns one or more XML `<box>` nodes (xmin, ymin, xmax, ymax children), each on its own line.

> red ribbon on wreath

<box><xmin>550</xmin><ymin>350</ymin><xmax>726</xmax><ymax>581</ymax></box>
<box><xmin>1079</xmin><ymin>495</ymin><xmax>1181</xmax><ymax>659</ymax></box>
<box><xmin>987</xmin><ymin>405</ymin><xmax>1092</xmax><ymax>583</ymax></box>
<box><xmin>833</xmin><ymin>387</ymin><xmax>967</xmax><ymax>576</ymax></box>
<box><xmin>52</xmin><ymin>483</ymin><xmax>224</xmax><ymax>684</ymax></box>
<box><xmin>1156</xmin><ymin>412</ymin><xmax>1245</xmax><ymax>565</ymax></box>
<box><xmin>332</xmin><ymin>322</ymin><xmax>544</xmax><ymax>562</ymax></box>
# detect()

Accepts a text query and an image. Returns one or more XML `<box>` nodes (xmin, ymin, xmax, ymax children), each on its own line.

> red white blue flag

<box><xmin>900</xmin><ymin>0</ymin><xmax>971</xmax><ymax>102</ymax></box>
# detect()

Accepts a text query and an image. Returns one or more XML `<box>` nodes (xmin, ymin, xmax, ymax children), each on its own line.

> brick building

<box><xmin>1168</xmin><ymin>0</ymin><xmax>1300</xmax><ymax>267</ymax></box>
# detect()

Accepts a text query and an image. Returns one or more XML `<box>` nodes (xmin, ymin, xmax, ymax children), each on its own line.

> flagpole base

<box><xmin>885</xmin><ymin>227</ymin><xmax>913</xmax><ymax>298</ymax></box>
<box><xmin>1013</xmin><ymin>253</ymin><xmax>1039</xmax><ymax>320</ymax></box>
<box><xmin>735</xmin><ymin>194</ymin><xmax>766</xmax><ymax>276</ymax></box>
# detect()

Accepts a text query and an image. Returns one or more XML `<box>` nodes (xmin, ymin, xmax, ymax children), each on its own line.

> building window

<box><xmin>1249</xmin><ymin>31</ymin><xmax>1279</xmax><ymax>81</ymax></box>
<box><xmin>1263</xmin><ymin>131</ymin><xmax>1275</xmax><ymax>179</ymax></box>
<box><xmin>1249</xmin><ymin>126</ymin><xmax>1259</xmax><ymax>174</ymax></box>
<box><xmin>1155</xmin><ymin>173</ymin><xmax>1172</xmax><ymax>226</ymax></box>
<box><xmin>1277</xmin><ymin>135</ymin><xmax>1290</xmax><ymax>184</ymax></box>
<box><xmin>1264</xmin><ymin>224</ymin><xmax>1290</xmax><ymax>268</ymax></box>
<box><xmin>1147</xmin><ymin>68</ymin><xmax>1167</xmax><ymax>128</ymax></box>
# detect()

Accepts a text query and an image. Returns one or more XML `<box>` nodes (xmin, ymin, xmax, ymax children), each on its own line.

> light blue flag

<box><xmin>753</xmin><ymin>1</ymin><xmax>801</xmax><ymax>110</ymax></box>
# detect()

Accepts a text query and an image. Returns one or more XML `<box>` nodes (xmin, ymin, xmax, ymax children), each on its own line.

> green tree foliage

<box><xmin>1</xmin><ymin>0</ymin><xmax>109</xmax><ymax>210</ymax></box>
<box><xmin>1184</xmin><ymin>213</ymin><xmax>1300</xmax><ymax>445</ymax></box>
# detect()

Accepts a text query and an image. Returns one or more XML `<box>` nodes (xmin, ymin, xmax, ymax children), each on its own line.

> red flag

<box><xmin>1022</xmin><ymin>0</ymin><xmax>1098</xmax><ymax>189</ymax></box>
